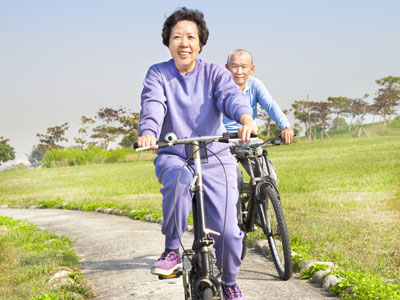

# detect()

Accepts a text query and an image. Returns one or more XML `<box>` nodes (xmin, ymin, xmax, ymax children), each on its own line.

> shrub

<box><xmin>41</xmin><ymin>147</ymin><xmax>135</xmax><ymax>168</ymax></box>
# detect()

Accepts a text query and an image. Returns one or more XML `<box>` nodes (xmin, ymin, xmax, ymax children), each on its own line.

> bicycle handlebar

<box><xmin>134</xmin><ymin>133</ymin><xmax>258</xmax><ymax>152</ymax></box>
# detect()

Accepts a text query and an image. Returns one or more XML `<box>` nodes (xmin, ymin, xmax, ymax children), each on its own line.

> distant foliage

<box><xmin>0</xmin><ymin>136</ymin><xmax>15</xmax><ymax>165</ymax></box>
<box><xmin>41</xmin><ymin>146</ymin><xmax>134</xmax><ymax>168</ymax></box>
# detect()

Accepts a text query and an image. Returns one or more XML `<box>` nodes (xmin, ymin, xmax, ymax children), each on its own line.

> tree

<box><xmin>74</xmin><ymin>116</ymin><xmax>95</xmax><ymax>149</ymax></box>
<box><xmin>373</xmin><ymin>76</ymin><xmax>400</xmax><ymax>127</ymax></box>
<box><xmin>349</xmin><ymin>95</ymin><xmax>370</xmax><ymax>138</ymax></box>
<box><xmin>312</xmin><ymin>101</ymin><xmax>332</xmax><ymax>139</ymax></box>
<box><xmin>257</xmin><ymin>108</ymin><xmax>272</xmax><ymax>136</ymax></box>
<box><xmin>27</xmin><ymin>145</ymin><xmax>47</xmax><ymax>166</ymax></box>
<box><xmin>292</xmin><ymin>97</ymin><xmax>319</xmax><ymax>140</ymax></box>
<box><xmin>0</xmin><ymin>137</ymin><xmax>15</xmax><ymax>165</ymax></box>
<box><xmin>118</xmin><ymin>111</ymin><xmax>140</xmax><ymax>148</ymax></box>
<box><xmin>36</xmin><ymin>122</ymin><xmax>69</xmax><ymax>151</ymax></box>
<box><xmin>327</xmin><ymin>96</ymin><xmax>352</xmax><ymax>130</ymax></box>
<box><xmin>91</xmin><ymin>107</ymin><xmax>126</xmax><ymax>150</ymax></box>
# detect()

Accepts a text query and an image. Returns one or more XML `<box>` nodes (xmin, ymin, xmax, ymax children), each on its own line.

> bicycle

<box><xmin>135</xmin><ymin>132</ymin><xmax>251</xmax><ymax>300</ymax></box>
<box><xmin>230</xmin><ymin>136</ymin><xmax>293</xmax><ymax>280</ymax></box>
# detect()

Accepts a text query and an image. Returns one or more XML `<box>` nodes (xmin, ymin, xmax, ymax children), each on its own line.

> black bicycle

<box><xmin>135</xmin><ymin>132</ymin><xmax>250</xmax><ymax>300</ymax></box>
<box><xmin>231</xmin><ymin>136</ymin><xmax>293</xmax><ymax>280</ymax></box>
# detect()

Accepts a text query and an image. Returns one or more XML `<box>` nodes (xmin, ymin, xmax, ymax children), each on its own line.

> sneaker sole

<box><xmin>151</xmin><ymin>262</ymin><xmax>182</xmax><ymax>276</ymax></box>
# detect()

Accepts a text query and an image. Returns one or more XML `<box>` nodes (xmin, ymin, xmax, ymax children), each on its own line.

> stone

<box><xmin>312</xmin><ymin>269</ymin><xmax>331</xmax><ymax>286</ymax></box>
<box><xmin>48</xmin><ymin>269</ymin><xmax>74</xmax><ymax>289</ymax></box>
<box><xmin>301</xmin><ymin>261</ymin><xmax>335</xmax><ymax>274</ymax></box>
<box><xmin>112</xmin><ymin>210</ymin><xmax>122</xmax><ymax>216</ymax></box>
<box><xmin>254</xmin><ymin>240</ymin><xmax>270</xmax><ymax>256</ymax></box>
<box><xmin>104</xmin><ymin>208</ymin><xmax>114</xmax><ymax>214</ymax></box>
<box><xmin>322</xmin><ymin>274</ymin><xmax>342</xmax><ymax>291</ymax></box>
<box><xmin>143</xmin><ymin>214</ymin><xmax>153</xmax><ymax>222</ymax></box>
<box><xmin>156</xmin><ymin>217</ymin><xmax>163</xmax><ymax>225</ymax></box>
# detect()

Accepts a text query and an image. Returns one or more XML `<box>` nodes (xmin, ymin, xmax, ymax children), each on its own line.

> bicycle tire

<box><xmin>201</xmin><ymin>287</ymin><xmax>214</xmax><ymax>300</ymax></box>
<box><xmin>241</xmin><ymin>231</ymin><xmax>248</xmax><ymax>261</ymax></box>
<box><xmin>258</xmin><ymin>184</ymin><xmax>292</xmax><ymax>280</ymax></box>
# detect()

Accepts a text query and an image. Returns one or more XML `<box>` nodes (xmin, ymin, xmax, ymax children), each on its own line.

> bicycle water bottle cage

<box><xmin>185</xmin><ymin>142</ymin><xmax>208</xmax><ymax>165</ymax></box>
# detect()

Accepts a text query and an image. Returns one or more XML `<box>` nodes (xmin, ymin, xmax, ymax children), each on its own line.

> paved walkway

<box><xmin>0</xmin><ymin>208</ymin><xmax>336</xmax><ymax>300</ymax></box>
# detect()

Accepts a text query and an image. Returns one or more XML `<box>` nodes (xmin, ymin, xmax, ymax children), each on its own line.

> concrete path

<box><xmin>0</xmin><ymin>208</ymin><xmax>336</xmax><ymax>300</ymax></box>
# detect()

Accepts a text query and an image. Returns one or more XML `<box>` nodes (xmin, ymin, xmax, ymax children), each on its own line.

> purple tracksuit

<box><xmin>139</xmin><ymin>59</ymin><xmax>252</xmax><ymax>285</ymax></box>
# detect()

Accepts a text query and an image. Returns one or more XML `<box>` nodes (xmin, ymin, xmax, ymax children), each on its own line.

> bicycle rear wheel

<box><xmin>256</xmin><ymin>183</ymin><xmax>292</xmax><ymax>280</ymax></box>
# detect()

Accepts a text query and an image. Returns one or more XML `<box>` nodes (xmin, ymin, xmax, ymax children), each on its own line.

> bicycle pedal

<box><xmin>158</xmin><ymin>270</ymin><xmax>182</xmax><ymax>280</ymax></box>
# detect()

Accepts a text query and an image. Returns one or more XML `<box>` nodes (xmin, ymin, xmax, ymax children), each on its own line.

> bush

<box><xmin>41</xmin><ymin>147</ymin><xmax>134</xmax><ymax>168</ymax></box>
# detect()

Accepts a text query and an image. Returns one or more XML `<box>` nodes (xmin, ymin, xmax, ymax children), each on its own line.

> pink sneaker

<box><xmin>151</xmin><ymin>251</ymin><xmax>182</xmax><ymax>276</ymax></box>
<box><xmin>223</xmin><ymin>284</ymin><xmax>247</xmax><ymax>300</ymax></box>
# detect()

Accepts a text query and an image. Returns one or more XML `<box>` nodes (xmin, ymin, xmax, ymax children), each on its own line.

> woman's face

<box><xmin>168</xmin><ymin>20</ymin><xmax>200</xmax><ymax>74</ymax></box>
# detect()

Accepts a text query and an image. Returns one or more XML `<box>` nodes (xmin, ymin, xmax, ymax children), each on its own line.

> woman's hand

<box><xmin>238</xmin><ymin>114</ymin><xmax>258</xmax><ymax>143</ymax></box>
<box><xmin>137</xmin><ymin>135</ymin><xmax>157</xmax><ymax>148</ymax></box>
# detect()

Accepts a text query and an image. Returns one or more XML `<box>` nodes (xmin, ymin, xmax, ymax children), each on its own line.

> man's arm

<box><xmin>252</xmin><ymin>77</ymin><xmax>294</xmax><ymax>144</ymax></box>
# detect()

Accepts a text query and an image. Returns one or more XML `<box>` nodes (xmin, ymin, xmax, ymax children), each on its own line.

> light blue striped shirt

<box><xmin>223</xmin><ymin>76</ymin><xmax>291</xmax><ymax>132</ymax></box>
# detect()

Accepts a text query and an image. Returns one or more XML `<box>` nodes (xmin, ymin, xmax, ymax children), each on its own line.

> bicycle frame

<box><xmin>233</xmin><ymin>139</ymin><xmax>281</xmax><ymax>233</ymax></box>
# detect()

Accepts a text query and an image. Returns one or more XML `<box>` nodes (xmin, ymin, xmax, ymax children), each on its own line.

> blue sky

<box><xmin>1</xmin><ymin>0</ymin><xmax>399</xmax><ymax>158</ymax></box>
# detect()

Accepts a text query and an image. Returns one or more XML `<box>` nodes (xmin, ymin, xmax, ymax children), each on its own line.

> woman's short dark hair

<box><xmin>162</xmin><ymin>7</ymin><xmax>209</xmax><ymax>53</ymax></box>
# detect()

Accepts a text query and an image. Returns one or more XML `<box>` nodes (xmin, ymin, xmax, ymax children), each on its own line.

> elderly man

<box><xmin>223</xmin><ymin>49</ymin><xmax>294</xmax><ymax>144</ymax></box>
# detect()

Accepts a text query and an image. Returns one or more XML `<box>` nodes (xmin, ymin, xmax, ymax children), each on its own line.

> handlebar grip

<box><xmin>222</xmin><ymin>133</ymin><xmax>258</xmax><ymax>139</ymax></box>
<box><xmin>134</xmin><ymin>140</ymin><xmax>171</xmax><ymax>150</ymax></box>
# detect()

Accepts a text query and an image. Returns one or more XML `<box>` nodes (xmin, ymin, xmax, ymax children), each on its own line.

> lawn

<box><xmin>1</xmin><ymin>129</ymin><xmax>399</xmax><ymax>282</ymax></box>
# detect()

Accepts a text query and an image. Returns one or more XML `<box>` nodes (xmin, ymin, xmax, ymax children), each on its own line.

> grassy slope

<box><xmin>0</xmin><ymin>120</ymin><xmax>399</xmax><ymax>281</ymax></box>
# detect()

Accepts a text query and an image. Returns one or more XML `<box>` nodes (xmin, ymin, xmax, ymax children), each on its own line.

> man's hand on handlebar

<box><xmin>281</xmin><ymin>128</ymin><xmax>295</xmax><ymax>145</ymax></box>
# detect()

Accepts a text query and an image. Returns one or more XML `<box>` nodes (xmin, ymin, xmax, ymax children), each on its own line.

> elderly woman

<box><xmin>137</xmin><ymin>7</ymin><xmax>256</xmax><ymax>300</ymax></box>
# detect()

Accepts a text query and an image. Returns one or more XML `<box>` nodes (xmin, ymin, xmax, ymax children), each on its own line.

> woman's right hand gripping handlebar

<box><xmin>137</xmin><ymin>135</ymin><xmax>157</xmax><ymax>149</ymax></box>
<box><xmin>238</xmin><ymin>113</ymin><xmax>258</xmax><ymax>143</ymax></box>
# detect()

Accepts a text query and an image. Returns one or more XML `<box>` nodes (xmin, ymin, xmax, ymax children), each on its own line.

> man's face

<box><xmin>226</xmin><ymin>51</ymin><xmax>255</xmax><ymax>90</ymax></box>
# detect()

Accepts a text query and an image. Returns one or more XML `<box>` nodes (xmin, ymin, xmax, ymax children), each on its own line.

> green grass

<box><xmin>271</xmin><ymin>135</ymin><xmax>400</xmax><ymax>279</ymax></box>
<box><xmin>1</xmin><ymin>121</ymin><xmax>399</xmax><ymax>298</ymax></box>
<box><xmin>0</xmin><ymin>216</ymin><xmax>91</xmax><ymax>300</ymax></box>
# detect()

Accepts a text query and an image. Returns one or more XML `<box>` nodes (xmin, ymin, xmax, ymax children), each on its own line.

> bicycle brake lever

<box><xmin>204</xmin><ymin>228</ymin><xmax>220</xmax><ymax>236</ymax></box>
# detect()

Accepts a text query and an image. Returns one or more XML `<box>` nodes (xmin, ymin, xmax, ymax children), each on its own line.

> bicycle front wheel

<box><xmin>256</xmin><ymin>183</ymin><xmax>292</xmax><ymax>280</ymax></box>
<box><xmin>201</xmin><ymin>287</ymin><xmax>214</xmax><ymax>300</ymax></box>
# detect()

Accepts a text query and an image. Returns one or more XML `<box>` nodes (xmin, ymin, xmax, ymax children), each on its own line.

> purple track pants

<box><xmin>154</xmin><ymin>152</ymin><xmax>243</xmax><ymax>286</ymax></box>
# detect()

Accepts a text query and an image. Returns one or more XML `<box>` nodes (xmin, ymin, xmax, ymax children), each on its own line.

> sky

<box><xmin>1</xmin><ymin>0</ymin><xmax>399</xmax><ymax>159</ymax></box>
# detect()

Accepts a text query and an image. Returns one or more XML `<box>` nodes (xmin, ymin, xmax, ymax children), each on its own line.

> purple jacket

<box><xmin>139</xmin><ymin>59</ymin><xmax>252</xmax><ymax>158</ymax></box>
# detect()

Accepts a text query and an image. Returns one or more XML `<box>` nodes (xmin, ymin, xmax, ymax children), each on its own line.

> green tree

<box><xmin>327</xmin><ymin>96</ymin><xmax>352</xmax><ymax>130</ymax></box>
<box><xmin>292</xmin><ymin>98</ymin><xmax>319</xmax><ymax>140</ymax></box>
<box><xmin>36</xmin><ymin>122</ymin><xmax>69</xmax><ymax>151</ymax></box>
<box><xmin>27</xmin><ymin>145</ymin><xmax>47</xmax><ymax>166</ymax></box>
<box><xmin>350</xmin><ymin>95</ymin><xmax>370</xmax><ymax>137</ymax></box>
<box><xmin>313</xmin><ymin>101</ymin><xmax>332</xmax><ymax>139</ymax></box>
<box><xmin>0</xmin><ymin>137</ymin><xmax>16</xmax><ymax>165</ymax></box>
<box><xmin>257</xmin><ymin>108</ymin><xmax>272</xmax><ymax>136</ymax></box>
<box><xmin>118</xmin><ymin>111</ymin><xmax>140</xmax><ymax>148</ymax></box>
<box><xmin>91</xmin><ymin>107</ymin><xmax>125</xmax><ymax>150</ymax></box>
<box><xmin>373</xmin><ymin>76</ymin><xmax>400</xmax><ymax>127</ymax></box>
<box><xmin>74</xmin><ymin>116</ymin><xmax>95</xmax><ymax>149</ymax></box>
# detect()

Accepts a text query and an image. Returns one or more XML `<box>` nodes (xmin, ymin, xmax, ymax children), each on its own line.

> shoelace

<box><xmin>159</xmin><ymin>251</ymin><xmax>178</xmax><ymax>262</ymax></box>
<box><xmin>225</xmin><ymin>284</ymin><xmax>242</xmax><ymax>298</ymax></box>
